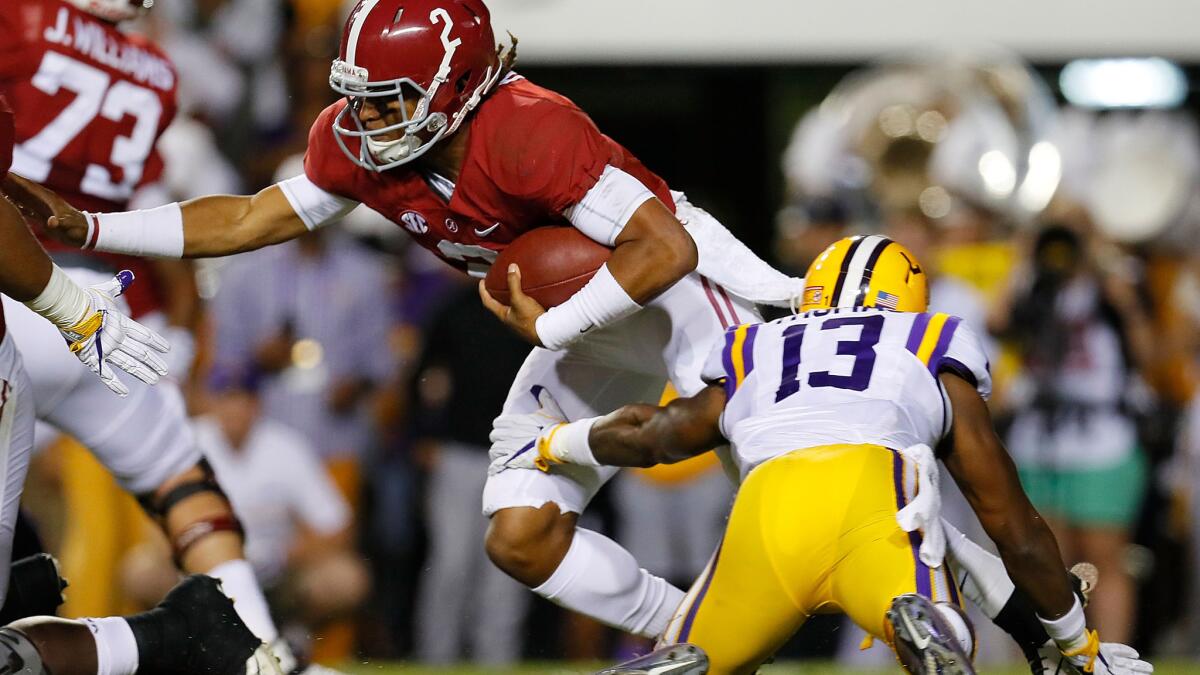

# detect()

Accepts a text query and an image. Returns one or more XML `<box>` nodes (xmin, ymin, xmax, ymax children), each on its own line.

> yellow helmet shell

<box><xmin>800</xmin><ymin>235</ymin><xmax>929</xmax><ymax>313</ymax></box>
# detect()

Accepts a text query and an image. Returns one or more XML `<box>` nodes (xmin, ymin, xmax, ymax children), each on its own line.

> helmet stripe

<box><xmin>852</xmin><ymin>240</ymin><xmax>894</xmax><ymax>306</ymax></box>
<box><xmin>829</xmin><ymin>235</ymin><xmax>866</xmax><ymax>305</ymax></box>
<box><xmin>837</xmin><ymin>235</ymin><xmax>888</xmax><ymax>307</ymax></box>
<box><xmin>345</xmin><ymin>0</ymin><xmax>381</xmax><ymax>67</ymax></box>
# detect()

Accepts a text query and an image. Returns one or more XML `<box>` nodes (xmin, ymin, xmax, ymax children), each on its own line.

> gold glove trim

<box><xmin>1063</xmin><ymin>629</ymin><xmax>1100</xmax><ymax>673</ymax></box>
<box><xmin>534</xmin><ymin>423</ymin><xmax>568</xmax><ymax>472</ymax></box>
<box><xmin>65</xmin><ymin>311</ymin><xmax>104</xmax><ymax>354</ymax></box>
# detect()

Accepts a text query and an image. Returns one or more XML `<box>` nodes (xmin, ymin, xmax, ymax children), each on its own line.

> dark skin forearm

<box><xmin>0</xmin><ymin>194</ymin><xmax>52</xmax><ymax>301</ymax></box>
<box><xmin>940</xmin><ymin>373</ymin><xmax>1075</xmax><ymax>620</ymax></box>
<box><xmin>587</xmin><ymin>384</ymin><xmax>727</xmax><ymax>467</ymax></box>
<box><xmin>605</xmin><ymin>198</ymin><xmax>699</xmax><ymax>304</ymax></box>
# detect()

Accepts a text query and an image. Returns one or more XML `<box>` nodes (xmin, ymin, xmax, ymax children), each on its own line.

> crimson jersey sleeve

<box><xmin>483</xmin><ymin>96</ymin><xmax>619</xmax><ymax>215</ymax></box>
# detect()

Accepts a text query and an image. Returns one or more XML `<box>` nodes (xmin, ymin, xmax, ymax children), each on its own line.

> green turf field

<box><xmin>341</xmin><ymin>660</ymin><xmax>1198</xmax><ymax>675</ymax></box>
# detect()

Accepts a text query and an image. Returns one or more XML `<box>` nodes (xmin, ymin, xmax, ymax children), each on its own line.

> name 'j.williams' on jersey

<box><xmin>700</xmin><ymin>306</ymin><xmax>992</xmax><ymax>480</ymax></box>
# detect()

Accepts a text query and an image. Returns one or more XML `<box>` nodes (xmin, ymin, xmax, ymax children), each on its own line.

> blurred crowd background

<box><xmin>19</xmin><ymin>0</ymin><xmax>1200</xmax><ymax>668</ymax></box>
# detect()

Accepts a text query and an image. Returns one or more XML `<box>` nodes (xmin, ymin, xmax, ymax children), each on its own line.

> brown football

<box><xmin>485</xmin><ymin>227</ymin><xmax>612</xmax><ymax>308</ymax></box>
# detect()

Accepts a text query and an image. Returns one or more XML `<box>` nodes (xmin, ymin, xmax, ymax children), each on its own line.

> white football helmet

<box><xmin>66</xmin><ymin>0</ymin><xmax>153</xmax><ymax>23</ymax></box>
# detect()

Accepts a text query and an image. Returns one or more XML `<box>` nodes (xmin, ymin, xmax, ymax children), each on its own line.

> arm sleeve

<box><xmin>937</xmin><ymin>320</ymin><xmax>993</xmax><ymax>400</ymax></box>
<box><xmin>563</xmin><ymin>165</ymin><xmax>655</xmax><ymax>246</ymax></box>
<box><xmin>278</xmin><ymin>174</ymin><xmax>359</xmax><ymax>231</ymax></box>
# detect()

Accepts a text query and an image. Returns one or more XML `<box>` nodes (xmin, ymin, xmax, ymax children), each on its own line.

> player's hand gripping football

<box><xmin>64</xmin><ymin>271</ymin><xmax>171</xmax><ymax>397</ymax></box>
<box><xmin>479</xmin><ymin>263</ymin><xmax>546</xmax><ymax>347</ymax></box>
<box><xmin>488</xmin><ymin>386</ymin><xmax>567</xmax><ymax>475</ymax></box>
<box><xmin>1</xmin><ymin>173</ymin><xmax>89</xmax><ymax>247</ymax></box>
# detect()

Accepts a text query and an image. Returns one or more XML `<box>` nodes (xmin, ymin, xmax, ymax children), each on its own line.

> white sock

<box><xmin>942</xmin><ymin>520</ymin><xmax>1014</xmax><ymax>619</ymax></box>
<box><xmin>533</xmin><ymin>528</ymin><xmax>684</xmax><ymax>638</ymax></box>
<box><xmin>206</xmin><ymin>559</ymin><xmax>279</xmax><ymax>643</ymax></box>
<box><xmin>81</xmin><ymin>617</ymin><xmax>139</xmax><ymax>675</ymax></box>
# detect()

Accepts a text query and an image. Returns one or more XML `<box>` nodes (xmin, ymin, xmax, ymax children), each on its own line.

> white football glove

<box><xmin>487</xmin><ymin>385</ymin><xmax>567</xmax><ymax>475</ymax></box>
<box><xmin>61</xmin><ymin>270</ymin><xmax>170</xmax><ymax>397</ymax></box>
<box><xmin>1032</xmin><ymin>638</ymin><xmax>1153</xmax><ymax>675</ymax></box>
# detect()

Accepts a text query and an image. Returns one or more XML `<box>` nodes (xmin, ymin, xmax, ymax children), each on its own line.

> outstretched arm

<box><xmin>586</xmin><ymin>384</ymin><xmax>727</xmax><ymax>467</ymax></box>
<box><xmin>939</xmin><ymin>372</ymin><xmax>1074</xmax><ymax>620</ymax></box>
<box><xmin>510</xmin><ymin>384</ymin><xmax>727</xmax><ymax>473</ymax></box>
<box><xmin>3</xmin><ymin>174</ymin><xmax>349</xmax><ymax>258</ymax></box>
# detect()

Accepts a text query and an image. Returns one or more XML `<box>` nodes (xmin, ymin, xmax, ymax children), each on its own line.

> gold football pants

<box><xmin>660</xmin><ymin>444</ymin><xmax>960</xmax><ymax>675</ymax></box>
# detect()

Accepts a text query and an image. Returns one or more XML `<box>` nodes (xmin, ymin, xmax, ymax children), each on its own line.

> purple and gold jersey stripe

<box><xmin>892</xmin><ymin>451</ymin><xmax>933</xmax><ymax>599</ymax></box>
<box><xmin>905</xmin><ymin>313</ymin><xmax>961</xmax><ymax>377</ymax></box>
<box><xmin>720</xmin><ymin>323</ymin><xmax>760</xmax><ymax>396</ymax></box>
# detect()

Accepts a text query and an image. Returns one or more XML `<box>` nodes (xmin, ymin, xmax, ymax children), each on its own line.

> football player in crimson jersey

<box><xmin>4</xmin><ymin>0</ymin><xmax>1030</xmax><ymax>643</ymax></box>
<box><xmin>0</xmin><ymin>1</ymin><xmax>321</xmax><ymax>671</ymax></box>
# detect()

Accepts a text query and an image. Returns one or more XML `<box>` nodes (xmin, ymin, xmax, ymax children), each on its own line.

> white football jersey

<box><xmin>700</xmin><ymin>306</ymin><xmax>991</xmax><ymax>480</ymax></box>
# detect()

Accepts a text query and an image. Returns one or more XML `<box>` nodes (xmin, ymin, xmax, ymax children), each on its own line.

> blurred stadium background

<box><xmin>20</xmin><ymin>0</ymin><xmax>1200</xmax><ymax>671</ymax></box>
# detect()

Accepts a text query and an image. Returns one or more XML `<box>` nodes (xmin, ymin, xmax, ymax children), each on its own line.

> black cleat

<box><xmin>128</xmin><ymin>574</ymin><xmax>279</xmax><ymax>675</ymax></box>
<box><xmin>888</xmin><ymin>594</ymin><xmax>977</xmax><ymax>675</ymax></box>
<box><xmin>594</xmin><ymin>643</ymin><xmax>709</xmax><ymax>675</ymax></box>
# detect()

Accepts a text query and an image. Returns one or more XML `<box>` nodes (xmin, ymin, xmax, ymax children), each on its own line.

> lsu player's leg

<box><xmin>658</xmin><ymin>446</ymin><xmax>839</xmax><ymax>674</ymax></box>
<box><xmin>832</xmin><ymin>446</ymin><xmax>964</xmax><ymax>638</ymax></box>
<box><xmin>484</xmin><ymin>347</ymin><xmax>684</xmax><ymax>638</ymax></box>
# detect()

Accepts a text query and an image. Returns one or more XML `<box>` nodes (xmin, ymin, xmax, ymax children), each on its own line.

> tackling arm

<box><xmin>532</xmin><ymin>384</ymin><xmax>727</xmax><ymax>471</ymax></box>
<box><xmin>939</xmin><ymin>372</ymin><xmax>1075</xmax><ymax>620</ymax></box>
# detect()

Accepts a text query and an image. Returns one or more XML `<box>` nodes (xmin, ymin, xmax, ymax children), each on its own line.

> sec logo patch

<box><xmin>400</xmin><ymin>211</ymin><xmax>428</xmax><ymax>234</ymax></box>
<box><xmin>803</xmin><ymin>286</ymin><xmax>823</xmax><ymax>305</ymax></box>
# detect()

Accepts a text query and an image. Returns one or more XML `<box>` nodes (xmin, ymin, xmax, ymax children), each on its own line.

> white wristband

<box><xmin>85</xmin><ymin>203</ymin><xmax>185</xmax><ymax>257</ymax></box>
<box><xmin>534</xmin><ymin>263</ymin><xmax>640</xmax><ymax>350</ymax></box>
<box><xmin>1038</xmin><ymin>596</ymin><xmax>1089</xmax><ymax>652</ymax></box>
<box><xmin>24</xmin><ymin>265</ymin><xmax>91</xmax><ymax>329</ymax></box>
<box><xmin>540</xmin><ymin>417</ymin><xmax>600</xmax><ymax>466</ymax></box>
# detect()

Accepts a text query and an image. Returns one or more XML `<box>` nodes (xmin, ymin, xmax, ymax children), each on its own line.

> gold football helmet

<box><xmin>800</xmin><ymin>235</ymin><xmax>928</xmax><ymax>313</ymax></box>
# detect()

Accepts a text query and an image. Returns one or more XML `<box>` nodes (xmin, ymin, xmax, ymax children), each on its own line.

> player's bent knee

<box><xmin>139</xmin><ymin>460</ymin><xmax>246</xmax><ymax>570</ymax></box>
<box><xmin>485</xmin><ymin>504</ymin><xmax>577</xmax><ymax>587</ymax></box>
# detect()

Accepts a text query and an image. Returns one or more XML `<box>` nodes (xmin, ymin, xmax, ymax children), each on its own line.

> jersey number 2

<box><xmin>19</xmin><ymin>51</ymin><xmax>162</xmax><ymax>202</ymax></box>
<box><xmin>774</xmin><ymin>314</ymin><xmax>884</xmax><ymax>402</ymax></box>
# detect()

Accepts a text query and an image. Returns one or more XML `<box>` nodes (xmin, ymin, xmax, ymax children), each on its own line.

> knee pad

<box><xmin>0</xmin><ymin>627</ymin><xmax>46</xmax><ymax>674</ymax></box>
<box><xmin>137</xmin><ymin>460</ymin><xmax>245</xmax><ymax>565</ymax></box>
<box><xmin>0</xmin><ymin>555</ymin><xmax>68</xmax><ymax>625</ymax></box>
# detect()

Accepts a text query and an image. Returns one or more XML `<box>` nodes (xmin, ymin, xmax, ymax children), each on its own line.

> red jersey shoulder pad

<box><xmin>474</xmin><ymin>80</ymin><xmax>617</xmax><ymax>212</ymax></box>
<box><xmin>304</xmin><ymin>101</ymin><xmax>365</xmax><ymax>200</ymax></box>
